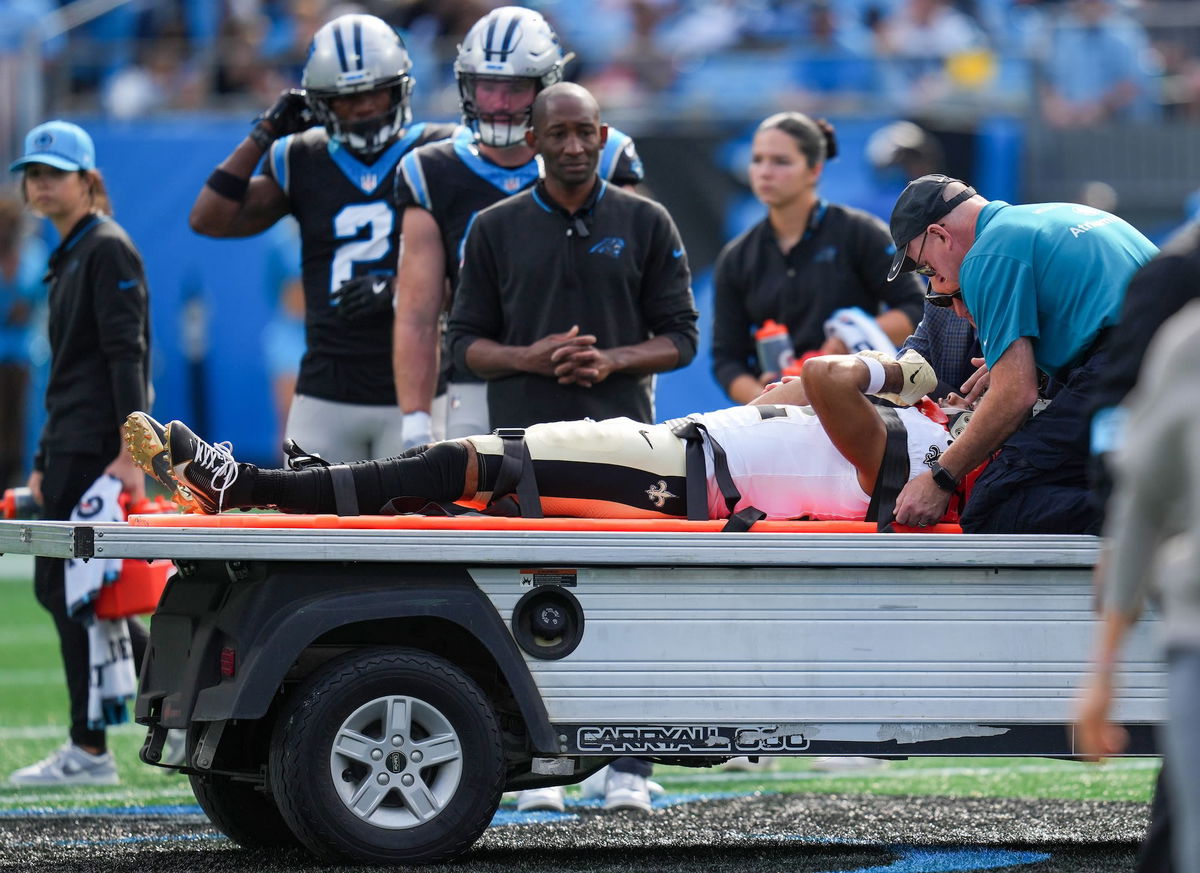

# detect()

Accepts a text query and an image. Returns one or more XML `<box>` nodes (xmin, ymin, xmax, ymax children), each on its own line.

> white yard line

<box><xmin>0</xmin><ymin>786</ymin><xmax>197</xmax><ymax>805</ymax></box>
<box><xmin>666</xmin><ymin>759</ymin><xmax>1159</xmax><ymax>783</ymax></box>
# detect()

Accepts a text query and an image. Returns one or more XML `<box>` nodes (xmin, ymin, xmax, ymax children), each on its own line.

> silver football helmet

<box><xmin>454</xmin><ymin>6</ymin><xmax>574</xmax><ymax>148</ymax></box>
<box><xmin>302</xmin><ymin>14</ymin><xmax>414</xmax><ymax>156</ymax></box>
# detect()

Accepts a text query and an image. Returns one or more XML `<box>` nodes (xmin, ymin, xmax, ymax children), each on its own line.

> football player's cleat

<box><xmin>165</xmin><ymin>420</ymin><xmax>242</xmax><ymax>514</ymax></box>
<box><xmin>123</xmin><ymin>412</ymin><xmax>196</xmax><ymax>509</ymax></box>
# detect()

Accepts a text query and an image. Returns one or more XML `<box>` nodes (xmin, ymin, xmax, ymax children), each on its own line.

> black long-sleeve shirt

<box><xmin>36</xmin><ymin>214</ymin><xmax>150</xmax><ymax>468</ymax></box>
<box><xmin>710</xmin><ymin>201</ymin><xmax>925</xmax><ymax>393</ymax></box>
<box><xmin>448</xmin><ymin>179</ymin><xmax>698</xmax><ymax>428</ymax></box>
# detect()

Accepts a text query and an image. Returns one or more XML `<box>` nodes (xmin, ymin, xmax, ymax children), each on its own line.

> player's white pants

<box><xmin>285</xmin><ymin>394</ymin><xmax>409</xmax><ymax>463</ymax></box>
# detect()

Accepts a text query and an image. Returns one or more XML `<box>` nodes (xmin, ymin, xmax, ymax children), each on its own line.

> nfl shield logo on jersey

<box><xmin>361</xmin><ymin>172</ymin><xmax>378</xmax><ymax>191</ymax></box>
<box><xmin>503</xmin><ymin>177</ymin><xmax>521</xmax><ymax>192</ymax></box>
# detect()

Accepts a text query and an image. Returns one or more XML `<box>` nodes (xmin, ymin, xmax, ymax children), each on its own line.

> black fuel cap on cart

<box><xmin>511</xmin><ymin>586</ymin><xmax>584</xmax><ymax>660</ymax></box>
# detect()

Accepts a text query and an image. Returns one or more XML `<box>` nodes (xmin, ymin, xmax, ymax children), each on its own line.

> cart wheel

<box><xmin>268</xmin><ymin>648</ymin><xmax>505</xmax><ymax>864</ymax></box>
<box><xmin>189</xmin><ymin>772</ymin><xmax>298</xmax><ymax>848</ymax></box>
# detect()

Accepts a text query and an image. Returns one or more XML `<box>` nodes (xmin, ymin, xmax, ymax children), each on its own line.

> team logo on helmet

<box><xmin>302</xmin><ymin>14</ymin><xmax>414</xmax><ymax>157</ymax></box>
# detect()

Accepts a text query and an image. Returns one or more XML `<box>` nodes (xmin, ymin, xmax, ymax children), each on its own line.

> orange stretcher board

<box><xmin>128</xmin><ymin>513</ymin><xmax>962</xmax><ymax>535</ymax></box>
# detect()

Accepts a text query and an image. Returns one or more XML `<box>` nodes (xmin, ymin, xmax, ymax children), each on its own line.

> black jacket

<box><xmin>36</xmin><ymin>214</ymin><xmax>149</xmax><ymax>468</ymax></box>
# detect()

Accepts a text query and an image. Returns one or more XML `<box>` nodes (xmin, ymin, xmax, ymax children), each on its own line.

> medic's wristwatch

<box><xmin>929</xmin><ymin>460</ymin><xmax>959</xmax><ymax>492</ymax></box>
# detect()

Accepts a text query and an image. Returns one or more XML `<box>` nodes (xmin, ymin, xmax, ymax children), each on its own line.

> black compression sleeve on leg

<box><xmin>251</xmin><ymin>442</ymin><xmax>471</xmax><ymax>514</ymax></box>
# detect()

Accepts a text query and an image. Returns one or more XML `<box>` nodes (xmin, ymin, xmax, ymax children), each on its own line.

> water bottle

<box><xmin>2</xmin><ymin>487</ymin><xmax>40</xmax><ymax>520</ymax></box>
<box><xmin>754</xmin><ymin>320</ymin><xmax>795</xmax><ymax>375</ymax></box>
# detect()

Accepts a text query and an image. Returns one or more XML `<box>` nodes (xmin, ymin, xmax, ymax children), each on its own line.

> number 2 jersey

<box><xmin>263</xmin><ymin>121</ymin><xmax>457</xmax><ymax>405</ymax></box>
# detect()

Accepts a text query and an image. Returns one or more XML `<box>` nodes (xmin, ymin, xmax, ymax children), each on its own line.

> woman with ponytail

<box><xmin>712</xmin><ymin>112</ymin><xmax>925</xmax><ymax>404</ymax></box>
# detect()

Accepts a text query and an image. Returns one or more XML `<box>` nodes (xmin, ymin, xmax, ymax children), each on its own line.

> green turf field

<box><xmin>0</xmin><ymin>553</ymin><xmax>1157</xmax><ymax>813</ymax></box>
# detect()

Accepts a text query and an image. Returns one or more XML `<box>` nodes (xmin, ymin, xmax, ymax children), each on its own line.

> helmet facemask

<box><xmin>453</xmin><ymin>6</ymin><xmax>573</xmax><ymax>148</ymax></box>
<box><xmin>306</xmin><ymin>76</ymin><xmax>413</xmax><ymax>157</ymax></box>
<box><xmin>457</xmin><ymin>74</ymin><xmax>540</xmax><ymax>148</ymax></box>
<box><xmin>302</xmin><ymin>14</ymin><xmax>415</xmax><ymax>158</ymax></box>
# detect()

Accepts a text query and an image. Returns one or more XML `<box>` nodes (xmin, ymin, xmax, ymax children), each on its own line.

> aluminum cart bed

<box><xmin>0</xmin><ymin>515</ymin><xmax>1163</xmax><ymax>865</ymax></box>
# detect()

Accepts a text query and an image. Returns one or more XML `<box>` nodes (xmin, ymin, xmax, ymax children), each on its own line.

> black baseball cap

<box><xmin>887</xmin><ymin>174</ymin><xmax>976</xmax><ymax>281</ymax></box>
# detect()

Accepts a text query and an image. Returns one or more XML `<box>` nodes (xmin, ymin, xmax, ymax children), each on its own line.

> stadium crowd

<box><xmin>3</xmin><ymin>0</ymin><xmax>1200</xmax><ymax>124</ymax></box>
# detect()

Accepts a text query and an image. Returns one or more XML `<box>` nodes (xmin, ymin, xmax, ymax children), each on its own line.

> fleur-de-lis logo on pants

<box><xmin>645</xmin><ymin>479</ymin><xmax>676</xmax><ymax>508</ymax></box>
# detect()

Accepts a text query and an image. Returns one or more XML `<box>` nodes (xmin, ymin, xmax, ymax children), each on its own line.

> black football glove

<box><xmin>250</xmin><ymin>90</ymin><xmax>315</xmax><ymax>147</ymax></box>
<box><xmin>333</xmin><ymin>275</ymin><xmax>394</xmax><ymax>322</ymax></box>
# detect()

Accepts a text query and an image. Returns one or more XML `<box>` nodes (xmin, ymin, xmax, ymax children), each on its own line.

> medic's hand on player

<box><xmin>333</xmin><ymin>275</ymin><xmax>394</xmax><ymax>322</ymax></box>
<box><xmin>961</xmin><ymin>356</ymin><xmax>990</xmax><ymax>407</ymax></box>
<box><xmin>892</xmin><ymin>472</ymin><xmax>951</xmax><ymax>528</ymax></box>
<box><xmin>254</xmin><ymin>90</ymin><xmax>315</xmax><ymax>141</ymax></box>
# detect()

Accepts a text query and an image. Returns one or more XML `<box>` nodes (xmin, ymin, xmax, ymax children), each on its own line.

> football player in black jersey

<box><xmin>393</xmin><ymin>6</ymin><xmax>645</xmax><ymax>448</ymax></box>
<box><xmin>190</xmin><ymin>14</ymin><xmax>456</xmax><ymax>462</ymax></box>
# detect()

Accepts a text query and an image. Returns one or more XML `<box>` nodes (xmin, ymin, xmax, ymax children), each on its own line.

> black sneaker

<box><xmin>123</xmin><ymin>412</ymin><xmax>196</xmax><ymax>508</ymax></box>
<box><xmin>165</xmin><ymin>420</ymin><xmax>241</xmax><ymax>514</ymax></box>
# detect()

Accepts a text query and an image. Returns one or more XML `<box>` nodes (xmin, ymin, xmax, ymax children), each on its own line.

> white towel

<box><xmin>64</xmin><ymin>474</ymin><xmax>137</xmax><ymax>729</ymax></box>
<box><xmin>86</xmin><ymin>619</ymin><xmax>138</xmax><ymax>729</ymax></box>
<box><xmin>65</xmin><ymin>475</ymin><xmax>124</xmax><ymax>619</ymax></box>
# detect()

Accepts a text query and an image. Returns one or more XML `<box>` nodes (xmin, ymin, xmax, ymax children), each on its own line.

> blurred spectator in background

<box><xmin>1153</xmin><ymin>34</ymin><xmax>1200</xmax><ymax>120</ymax></box>
<box><xmin>0</xmin><ymin>193</ymin><xmax>48</xmax><ymax>488</ymax></box>
<box><xmin>1041</xmin><ymin>0</ymin><xmax>1161</xmax><ymax>127</ymax></box>
<box><xmin>788</xmin><ymin>1</ymin><xmax>877</xmax><ymax>113</ymax></box>
<box><xmin>101</xmin><ymin>22</ymin><xmax>206</xmax><ymax>119</ymax></box>
<box><xmin>864</xmin><ymin>118</ymin><xmax>946</xmax><ymax>215</ymax></box>
<box><xmin>712</xmin><ymin>112</ymin><xmax>924</xmax><ymax>404</ymax></box>
<box><xmin>976</xmin><ymin>0</ymin><xmax>1050</xmax><ymax>57</ymax></box>
<box><xmin>1</xmin><ymin>0</ymin><xmax>61</xmax><ymax>165</ymax></box>
<box><xmin>213</xmin><ymin>11</ymin><xmax>292</xmax><ymax>108</ymax></box>
<box><xmin>875</xmin><ymin>0</ymin><xmax>993</xmax><ymax>111</ymax></box>
<box><xmin>583</xmin><ymin>0</ymin><xmax>679</xmax><ymax>107</ymax></box>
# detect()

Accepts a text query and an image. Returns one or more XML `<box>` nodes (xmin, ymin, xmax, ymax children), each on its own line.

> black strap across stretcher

<box><xmin>864</xmin><ymin>406</ymin><xmax>910</xmax><ymax>532</ymax></box>
<box><xmin>669</xmin><ymin>406</ymin><xmax>791</xmax><ymax>532</ymax></box>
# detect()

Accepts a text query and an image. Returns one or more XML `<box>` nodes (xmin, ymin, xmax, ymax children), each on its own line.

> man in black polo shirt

<box><xmin>446</xmin><ymin>81</ymin><xmax>697</xmax><ymax>811</ymax></box>
<box><xmin>447</xmin><ymin>83</ymin><xmax>698</xmax><ymax>430</ymax></box>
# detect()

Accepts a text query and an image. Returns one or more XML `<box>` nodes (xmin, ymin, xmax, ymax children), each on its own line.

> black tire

<box><xmin>189</xmin><ymin>771</ymin><xmax>299</xmax><ymax>848</ymax></box>
<box><xmin>268</xmin><ymin>647</ymin><xmax>505</xmax><ymax>865</ymax></box>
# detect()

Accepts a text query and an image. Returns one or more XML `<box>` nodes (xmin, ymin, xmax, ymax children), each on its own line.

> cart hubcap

<box><xmin>328</xmin><ymin>695</ymin><xmax>463</xmax><ymax>829</ymax></box>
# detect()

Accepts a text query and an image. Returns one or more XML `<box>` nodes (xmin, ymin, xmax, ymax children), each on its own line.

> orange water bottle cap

<box><xmin>755</xmin><ymin>319</ymin><xmax>789</xmax><ymax>339</ymax></box>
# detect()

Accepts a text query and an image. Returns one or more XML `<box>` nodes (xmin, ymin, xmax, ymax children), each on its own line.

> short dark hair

<box><xmin>530</xmin><ymin>82</ymin><xmax>599</xmax><ymax>131</ymax></box>
<box><xmin>756</xmin><ymin>112</ymin><xmax>839</xmax><ymax>166</ymax></box>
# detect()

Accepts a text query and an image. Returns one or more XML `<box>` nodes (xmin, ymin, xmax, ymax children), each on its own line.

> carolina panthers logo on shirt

<box><xmin>590</xmin><ymin>237</ymin><xmax>625</xmax><ymax>259</ymax></box>
<box><xmin>923</xmin><ymin>444</ymin><xmax>943</xmax><ymax>469</ymax></box>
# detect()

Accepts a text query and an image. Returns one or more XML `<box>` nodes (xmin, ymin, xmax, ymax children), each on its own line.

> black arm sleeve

<box><xmin>91</xmin><ymin>237</ymin><xmax>149</xmax><ymax>429</ymax></box>
<box><xmin>710</xmin><ymin>238</ymin><xmax>756</xmax><ymax>392</ymax></box>
<box><xmin>448</xmin><ymin>216</ymin><xmax>504</xmax><ymax>376</ymax></box>
<box><xmin>639</xmin><ymin>205</ymin><xmax>698</xmax><ymax>369</ymax></box>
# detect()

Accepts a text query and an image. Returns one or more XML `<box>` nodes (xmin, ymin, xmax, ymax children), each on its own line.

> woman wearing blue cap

<box><xmin>7</xmin><ymin>121</ymin><xmax>153</xmax><ymax>787</ymax></box>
